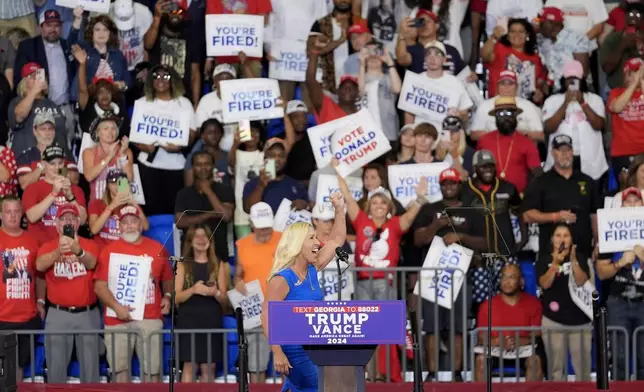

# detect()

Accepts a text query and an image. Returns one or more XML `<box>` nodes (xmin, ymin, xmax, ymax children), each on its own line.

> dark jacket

<box><xmin>13</xmin><ymin>36</ymin><xmax>76</xmax><ymax>92</ymax></box>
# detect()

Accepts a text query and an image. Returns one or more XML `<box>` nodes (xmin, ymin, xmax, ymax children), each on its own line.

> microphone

<box><xmin>169</xmin><ymin>256</ymin><xmax>184</xmax><ymax>263</ymax></box>
<box><xmin>335</xmin><ymin>247</ymin><xmax>349</xmax><ymax>263</ymax></box>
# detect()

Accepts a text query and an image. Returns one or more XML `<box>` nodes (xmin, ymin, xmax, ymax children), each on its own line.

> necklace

<box><xmin>496</xmin><ymin>132</ymin><xmax>516</xmax><ymax>179</ymax></box>
<box><xmin>293</xmin><ymin>266</ymin><xmax>314</xmax><ymax>291</ymax></box>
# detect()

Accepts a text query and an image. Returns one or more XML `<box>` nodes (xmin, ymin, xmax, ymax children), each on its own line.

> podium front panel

<box><xmin>268</xmin><ymin>300</ymin><xmax>406</xmax><ymax>346</ymax></box>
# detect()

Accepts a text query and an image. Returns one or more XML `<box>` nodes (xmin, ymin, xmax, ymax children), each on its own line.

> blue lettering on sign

<box><xmin>136</xmin><ymin>114</ymin><xmax>184</xmax><ymax>140</ymax></box>
<box><xmin>323</xmin><ymin>187</ymin><xmax>362</xmax><ymax>203</ymax></box>
<box><xmin>393</xmin><ymin>175</ymin><xmax>440</xmax><ymax>198</ymax></box>
<box><xmin>228</xmin><ymin>90</ymin><xmax>278</xmax><ymax>112</ymax></box>
<box><xmin>240</xmin><ymin>293</ymin><xmax>263</xmax><ymax>319</ymax></box>
<box><xmin>322</xmin><ymin>273</ymin><xmax>348</xmax><ymax>296</ymax></box>
<box><xmin>604</xmin><ymin>219</ymin><xmax>644</xmax><ymax>242</ymax></box>
<box><xmin>275</xmin><ymin>51</ymin><xmax>308</xmax><ymax>72</ymax></box>
<box><xmin>115</xmin><ymin>261</ymin><xmax>140</xmax><ymax>306</ymax></box>
<box><xmin>427</xmin><ymin>248</ymin><xmax>461</xmax><ymax>299</ymax></box>
<box><xmin>212</xmin><ymin>26</ymin><xmax>259</xmax><ymax>48</ymax></box>
<box><xmin>405</xmin><ymin>85</ymin><xmax>448</xmax><ymax>114</ymax></box>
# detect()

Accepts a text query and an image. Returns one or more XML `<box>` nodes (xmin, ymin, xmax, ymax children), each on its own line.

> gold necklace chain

<box><xmin>496</xmin><ymin>132</ymin><xmax>516</xmax><ymax>179</ymax></box>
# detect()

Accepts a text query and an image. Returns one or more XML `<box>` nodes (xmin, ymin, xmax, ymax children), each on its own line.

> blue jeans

<box><xmin>607</xmin><ymin>296</ymin><xmax>644</xmax><ymax>380</ymax></box>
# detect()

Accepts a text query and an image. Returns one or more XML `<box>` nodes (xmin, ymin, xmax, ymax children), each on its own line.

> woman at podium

<box><xmin>261</xmin><ymin>193</ymin><xmax>346</xmax><ymax>392</ymax></box>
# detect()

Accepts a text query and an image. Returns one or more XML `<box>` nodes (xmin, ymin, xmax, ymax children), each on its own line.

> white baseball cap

<box><xmin>286</xmin><ymin>100</ymin><xmax>308</xmax><ymax>115</ymax></box>
<box><xmin>311</xmin><ymin>204</ymin><xmax>335</xmax><ymax>221</ymax></box>
<box><xmin>250</xmin><ymin>202</ymin><xmax>274</xmax><ymax>229</ymax></box>
<box><xmin>112</xmin><ymin>0</ymin><xmax>135</xmax><ymax>31</ymax></box>
<box><xmin>213</xmin><ymin>63</ymin><xmax>237</xmax><ymax>79</ymax></box>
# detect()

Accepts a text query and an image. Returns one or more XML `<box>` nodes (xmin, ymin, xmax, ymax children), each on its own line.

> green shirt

<box><xmin>600</xmin><ymin>31</ymin><xmax>642</xmax><ymax>89</ymax></box>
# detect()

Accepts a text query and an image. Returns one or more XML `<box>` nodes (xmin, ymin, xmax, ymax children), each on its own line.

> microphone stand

<box><xmin>168</xmin><ymin>256</ymin><xmax>181</xmax><ymax>392</ymax></box>
<box><xmin>409</xmin><ymin>311</ymin><xmax>423</xmax><ymax>392</ymax></box>
<box><xmin>335</xmin><ymin>248</ymin><xmax>349</xmax><ymax>301</ymax></box>
<box><xmin>481</xmin><ymin>253</ymin><xmax>498</xmax><ymax>392</ymax></box>
<box><xmin>235</xmin><ymin>307</ymin><xmax>249</xmax><ymax>392</ymax></box>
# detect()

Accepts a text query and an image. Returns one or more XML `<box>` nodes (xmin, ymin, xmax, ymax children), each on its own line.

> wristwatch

<box><xmin>75</xmin><ymin>248</ymin><xmax>85</xmax><ymax>258</ymax></box>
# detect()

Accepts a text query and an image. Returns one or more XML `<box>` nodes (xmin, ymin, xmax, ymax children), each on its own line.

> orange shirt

<box><xmin>608</xmin><ymin>88</ymin><xmax>644</xmax><ymax>157</ymax></box>
<box><xmin>22</xmin><ymin>180</ymin><xmax>86</xmax><ymax>245</ymax></box>
<box><xmin>95</xmin><ymin>238</ymin><xmax>172</xmax><ymax>326</ymax></box>
<box><xmin>0</xmin><ymin>230</ymin><xmax>39</xmax><ymax>323</ymax></box>
<box><xmin>236</xmin><ymin>232</ymin><xmax>281</xmax><ymax>295</ymax></box>
<box><xmin>38</xmin><ymin>237</ymin><xmax>99</xmax><ymax>307</ymax></box>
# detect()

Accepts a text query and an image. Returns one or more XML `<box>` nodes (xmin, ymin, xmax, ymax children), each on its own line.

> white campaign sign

<box><xmin>316</xmin><ymin>174</ymin><xmax>363</xmax><ymax>207</ymax></box>
<box><xmin>568</xmin><ymin>264</ymin><xmax>595</xmax><ymax>320</ymax></box>
<box><xmin>205</xmin><ymin>14</ymin><xmax>264</xmax><ymax>58</ymax></box>
<box><xmin>220</xmin><ymin>78</ymin><xmax>283</xmax><ymax>123</ymax></box>
<box><xmin>269</xmin><ymin>39</ymin><xmax>308</xmax><ymax>82</ymax></box>
<box><xmin>227</xmin><ymin>280</ymin><xmax>264</xmax><ymax>330</ymax></box>
<box><xmin>414</xmin><ymin>236</ymin><xmax>472</xmax><ymax>309</ymax></box>
<box><xmin>307</xmin><ymin>115</ymin><xmax>355</xmax><ymax>169</ymax></box>
<box><xmin>331</xmin><ymin>110</ymin><xmax>391</xmax><ymax>178</ymax></box>
<box><xmin>273</xmin><ymin>199</ymin><xmax>312</xmax><ymax>232</ymax></box>
<box><xmin>106</xmin><ymin>253</ymin><xmax>152</xmax><ymax>321</ymax></box>
<box><xmin>387</xmin><ymin>163</ymin><xmax>450</xmax><ymax>207</ymax></box>
<box><xmin>510</xmin><ymin>213</ymin><xmax>539</xmax><ymax>252</ymax></box>
<box><xmin>597</xmin><ymin>207</ymin><xmax>644</xmax><ymax>253</ymax></box>
<box><xmin>77</xmin><ymin>132</ymin><xmax>94</xmax><ymax>175</ymax></box>
<box><xmin>397</xmin><ymin>71</ymin><xmax>460</xmax><ymax>124</ymax></box>
<box><xmin>317</xmin><ymin>257</ymin><xmax>355</xmax><ymax>301</ymax></box>
<box><xmin>473</xmin><ymin>345</ymin><xmax>535</xmax><ymax>359</ymax></box>
<box><xmin>129</xmin><ymin>100</ymin><xmax>191</xmax><ymax>147</ymax></box>
<box><xmin>55</xmin><ymin>0</ymin><xmax>110</xmax><ymax>13</ymax></box>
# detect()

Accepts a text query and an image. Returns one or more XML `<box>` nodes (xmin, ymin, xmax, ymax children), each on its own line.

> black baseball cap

<box><xmin>42</xmin><ymin>145</ymin><xmax>65</xmax><ymax>162</ymax></box>
<box><xmin>552</xmin><ymin>134</ymin><xmax>573</xmax><ymax>149</ymax></box>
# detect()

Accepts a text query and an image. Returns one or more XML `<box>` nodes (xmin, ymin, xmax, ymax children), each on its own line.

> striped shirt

<box><xmin>0</xmin><ymin>0</ymin><xmax>34</xmax><ymax>19</ymax></box>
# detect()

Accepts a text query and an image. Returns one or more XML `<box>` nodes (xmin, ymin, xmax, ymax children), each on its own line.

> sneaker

<box><xmin>424</xmin><ymin>372</ymin><xmax>436</xmax><ymax>382</ymax></box>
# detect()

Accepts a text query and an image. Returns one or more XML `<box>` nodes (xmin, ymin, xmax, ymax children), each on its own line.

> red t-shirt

<box><xmin>352</xmin><ymin>210</ymin><xmax>404</xmax><ymax>280</ymax></box>
<box><xmin>95</xmin><ymin>238</ymin><xmax>171</xmax><ymax>326</ymax></box>
<box><xmin>470</xmin><ymin>0</ymin><xmax>487</xmax><ymax>14</ymax></box>
<box><xmin>0</xmin><ymin>230</ymin><xmax>39</xmax><ymax>323</ymax></box>
<box><xmin>477</xmin><ymin>131</ymin><xmax>541</xmax><ymax>193</ymax></box>
<box><xmin>38</xmin><ymin>237</ymin><xmax>99</xmax><ymax>307</ymax></box>
<box><xmin>314</xmin><ymin>95</ymin><xmax>351</xmax><ymax>125</ymax></box>
<box><xmin>607</xmin><ymin>7</ymin><xmax>626</xmax><ymax>32</ymax></box>
<box><xmin>205</xmin><ymin>0</ymin><xmax>272</xmax><ymax>64</ymax></box>
<box><xmin>17</xmin><ymin>159</ymin><xmax>77</xmax><ymax>178</ymax></box>
<box><xmin>485</xmin><ymin>44</ymin><xmax>547</xmax><ymax>98</ymax></box>
<box><xmin>22</xmin><ymin>180</ymin><xmax>86</xmax><ymax>245</ymax></box>
<box><xmin>88</xmin><ymin>200</ymin><xmax>120</xmax><ymax>248</ymax></box>
<box><xmin>608</xmin><ymin>88</ymin><xmax>644</xmax><ymax>157</ymax></box>
<box><xmin>477</xmin><ymin>293</ymin><xmax>542</xmax><ymax>338</ymax></box>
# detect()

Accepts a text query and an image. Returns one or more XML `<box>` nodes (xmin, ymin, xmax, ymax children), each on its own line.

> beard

<box><xmin>496</xmin><ymin>118</ymin><xmax>517</xmax><ymax>135</ymax></box>
<box><xmin>122</xmin><ymin>232</ymin><xmax>141</xmax><ymax>243</ymax></box>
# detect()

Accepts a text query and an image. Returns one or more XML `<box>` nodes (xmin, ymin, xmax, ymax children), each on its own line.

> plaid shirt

<box><xmin>0</xmin><ymin>0</ymin><xmax>34</xmax><ymax>19</ymax></box>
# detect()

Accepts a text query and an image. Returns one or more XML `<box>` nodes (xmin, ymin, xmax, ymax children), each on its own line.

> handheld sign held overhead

<box><xmin>269</xmin><ymin>39</ymin><xmax>308</xmax><ymax>82</ymax></box>
<box><xmin>205</xmin><ymin>14</ymin><xmax>264</xmax><ymax>58</ymax></box>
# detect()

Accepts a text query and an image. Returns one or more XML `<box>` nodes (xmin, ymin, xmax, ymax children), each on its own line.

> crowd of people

<box><xmin>0</xmin><ymin>0</ymin><xmax>644</xmax><ymax>386</ymax></box>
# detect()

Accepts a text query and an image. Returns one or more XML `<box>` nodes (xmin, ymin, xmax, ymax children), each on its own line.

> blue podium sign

<box><xmin>268</xmin><ymin>300</ymin><xmax>406</xmax><ymax>345</ymax></box>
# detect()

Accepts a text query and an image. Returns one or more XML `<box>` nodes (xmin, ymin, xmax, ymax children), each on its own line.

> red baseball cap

<box><xmin>339</xmin><ymin>75</ymin><xmax>358</xmax><ymax>86</ymax></box>
<box><xmin>498</xmin><ymin>70</ymin><xmax>517</xmax><ymax>84</ymax></box>
<box><xmin>57</xmin><ymin>204</ymin><xmax>79</xmax><ymax>218</ymax></box>
<box><xmin>21</xmin><ymin>62</ymin><xmax>42</xmax><ymax>78</ymax></box>
<box><xmin>348</xmin><ymin>24</ymin><xmax>370</xmax><ymax>35</ymax></box>
<box><xmin>118</xmin><ymin>205</ymin><xmax>141</xmax><ymax>220</ymax></box>
<box><xmin>540</xmin><ymin>7</ymin><xmax>564</xmax><ymax>23</ymax></box>
<box><xmin>416</xmin><ymin>9</ymin><xmax>438</xmax><ymax>23</ymax></box>
<box><xmin>439</xmin><ymin>168</ymin><xmax>460</xmax><ymax>184</ymax></box>
<box><xmin>622</xmin><ymin>187</ymin><xmax>643</xmax><ymax>202</ymax></box>
<box><xmin>623</xmin><ymin>57</ymin><xmax>644</xmax><ymax>73</ymax></box>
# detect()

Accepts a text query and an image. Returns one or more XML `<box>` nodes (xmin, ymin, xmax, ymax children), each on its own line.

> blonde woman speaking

<box><xmin>261</xmin><ymin>192</ymin><xmax>346</xmax><ymax>392</ymax></box>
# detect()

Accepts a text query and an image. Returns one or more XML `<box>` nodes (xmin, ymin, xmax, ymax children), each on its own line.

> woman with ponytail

<box><xmin>260</xmin><ymin>192</ymin><xmax>346</xmax><ymax>392</ymax></box>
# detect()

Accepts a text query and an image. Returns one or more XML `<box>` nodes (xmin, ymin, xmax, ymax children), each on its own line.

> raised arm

<box><xmin>314</xmin><ymin>192</ymin><xmax>347</xmax><ymax>271</ymax></box>
<box><xmin>332</xmin><ymin>160</ymin><xmax>360</xmax><ymax>222</ymax></box>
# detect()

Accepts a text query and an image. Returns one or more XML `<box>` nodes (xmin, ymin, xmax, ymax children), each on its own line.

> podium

<box><xmin>268</xmin><ymin>300</ymin><xmax>406</xmax><ymax>392</ymax></box>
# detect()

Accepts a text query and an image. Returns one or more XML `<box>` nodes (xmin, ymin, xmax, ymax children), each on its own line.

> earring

<box><xmin>368</xmin><ymin>214</ymin><xmax>372</xmax><ymax>220</ymax></box>
<box><xmin>387</xmin><ymin>213</ymin><xmax>392</xmax><ymax>219</ymax></box>
<box><xmin>526</xmin><ymin>37</ymin><xmax>530</xmax><ymax>42</ymax></box>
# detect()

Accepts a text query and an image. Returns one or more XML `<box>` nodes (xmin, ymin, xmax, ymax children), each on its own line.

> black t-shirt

<box><xmin>78</xmin><ymin>98</ymin><xmax>129</xmax><ymax>137</ymax></box>
<box><xmin>174</xmin><ymin>182</ymin><xmax>235</xmax><ymax>261</ymax></box>
<box><xmin>410</xmin><ymin>200</ymin><xmax>486</xmax><ymax>266</ymax></box>
<box><xmin>599</xmin><ymin>252</ymin><xmax>644</xmax><ymax>300</ymax></box>
<box><xmin>461</xmin><ymin>178</ymin><xmax>522</xmax><ymax>256</ymax></box>
<box><xmin>282</xmin><ymin>133</ymin><xmax>317</xmax><ymax>182</ymax></box>
<box><xmin>406</xmin><ymin>42</ymin><xmax>465</xmax><ymax>76</ymax></box>
<box><xmin>535</xmin><ymin>251</ymin><xmax>591</xmax><ymax>325</ymax></box>
<box><xmin>521</xmin><ymin>170</ymin><xmax>600</xmax><ymax>259</ymax></box>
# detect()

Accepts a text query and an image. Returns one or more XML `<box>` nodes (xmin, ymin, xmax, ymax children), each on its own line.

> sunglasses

<box><xmin>152</xmin><ymin>72</ymin><xmax>171</xmax><ymax>80</ymax></box>
<box><xmin>495</xmin><ymin>109</ymin><xmax>517</xmax><ymax>117</ymax></box>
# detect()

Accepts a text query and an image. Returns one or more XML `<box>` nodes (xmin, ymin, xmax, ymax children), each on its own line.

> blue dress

<box><xmin>275</xmin><ymin>264</ymin><xmax>324</xmax><ymax>392</ymax></box>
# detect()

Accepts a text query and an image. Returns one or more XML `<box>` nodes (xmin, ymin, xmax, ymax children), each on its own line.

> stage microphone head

<box><xmin>335</xmin><ymin>247</ymin><xmax>349</xmax><ymax>261</ymax></box>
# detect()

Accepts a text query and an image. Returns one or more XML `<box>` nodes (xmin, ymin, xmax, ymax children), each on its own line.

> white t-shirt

<box><xmin>234</xmin><ymin>150</ymin><xmax>265</xmax><ymax>226</ymax></box>
<box><xmin>542</xmin><ymin>92</ymin><xmax>608</xmax><ymax>180</ymax></box>
<box><xmin>267</xmin><ymin>0</ymin><xmax>328</xmax><ymax>44</ymax></box>
<box><xmin>544</xmin><ymin>0</ymin><xmax>608</xmax><ymax>43</ymax></box>
<box><xmin>413</xmin><ymin>73</ymin><xmax>473</xmax><ymax>132</ymax></box>
<box><xmin>112</xmin><ymin>3</ymin><xmax>153</xmax><ymax>71</ymax></box>
<box><xmin>470</xmin><ymin>96</ymin><xmax>543</xmax><ymax>134</ymax></box>
<box><xmin>486</xmin><ymin>0</ymin><xmax>543</xmax><ymax>37</ymax></box>
<box><xmin>135</xmin><ymin>97</ymin><xmax>196</xmax><ymax>171</ymax></box>
<box><xmin>195</xmin><ymin>91</ymin><xmax>238</xmax><ymax>152</ymax></box>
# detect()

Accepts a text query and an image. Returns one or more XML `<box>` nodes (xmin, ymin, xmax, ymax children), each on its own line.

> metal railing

<box><xmin>7</xmin><ymin>266</ymin><xmax>642</xmax><ymax>383</ymax></box>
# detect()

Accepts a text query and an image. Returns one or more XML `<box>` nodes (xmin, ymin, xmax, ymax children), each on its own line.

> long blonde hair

<box><xmin>268</xmin><ymin>222</ymin><xmax>313</xmax><ymax>281</ymax></box>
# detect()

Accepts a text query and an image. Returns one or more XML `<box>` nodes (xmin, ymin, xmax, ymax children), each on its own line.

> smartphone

<box><xmin>165</xmin><ymin>2</ymin><xmax>179</xmax><ymax>12</ymax></box>
<box><xmin>568</xmin><ymin>79</ymin><xmax>580</xmax><ymax>92</ymax></box>
<box><xmin>558</xmin><ymin>242</ymin><xmax>565</xmax><ymax>253</ymax></box>
<box><xmin>58</xmin><ymin>167</ymin><xmax>68</xmax><ymax>177</ymax></box>
<box><xmin>117</xmin><ymin>177</ymin><xmax>130</xmax><ymax>194</ymax></box>
<box><xmin>410</xmin><ymin>18</ymin><xmax>425</xmax><ymax>29</ymax></box>
<box><xmin>496</xmin><ymin>16</ymin><xmax>509</xmax><ymax>35</ymax></box>
<box><xmin>265</xmin><ymin>159</ymin><xmax>276</xmax><ymax>179</ymax></box>
<box><xmin>35</xmin><ymin>68</ymin><xmax>45</xmax><ymax>82</ymax></box>
<box><xmin>238</xmin><ymin>120</ymin><xmax>252</xmax><ymax>143</ymax></box>
<box><xmin>438</xmin><ymin>129</ymin><xmax>451</xmax><ymax>143</ymax></box>
<box><xmin>63</xmin><ymin>224</ymin><xmax>74</xmax><ymax>239</ymax></box>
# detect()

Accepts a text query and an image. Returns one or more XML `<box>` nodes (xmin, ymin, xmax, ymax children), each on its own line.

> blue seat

<box><xmin>143</xmin><ymin>215</ymin><xmax>176</xmax><ymax>256</ymax></box>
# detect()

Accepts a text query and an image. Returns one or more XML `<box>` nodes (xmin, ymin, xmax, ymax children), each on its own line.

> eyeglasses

<box><xmin>152</xmin><ymin>72</ymin><xmax>171</xmax><ymax>80</ymax></box>
<box><xmin>495</xmin><ymin>109</ymin><xmax>517</xmax><ymax>117</ymax></box>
